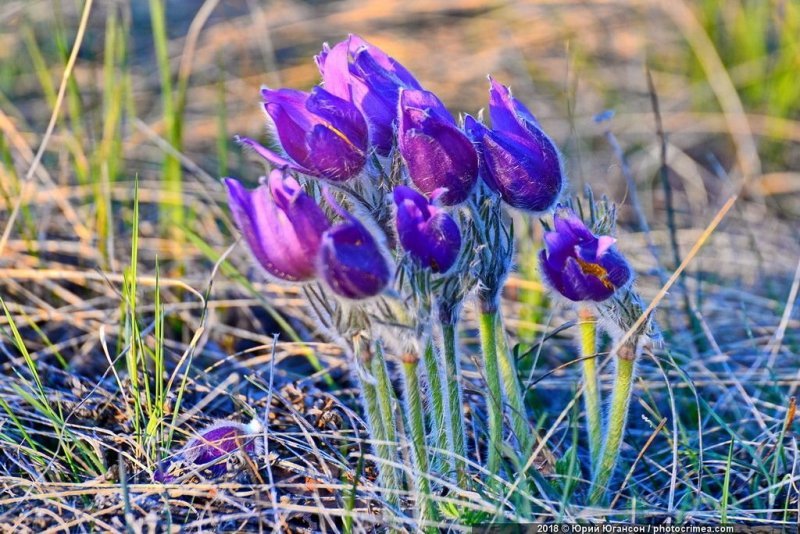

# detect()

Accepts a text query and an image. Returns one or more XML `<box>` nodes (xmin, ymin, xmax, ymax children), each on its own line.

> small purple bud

<box><xmin>397</xmin><ymin>89</ymin><xmax>478</xmax><ymax>205</ymax></box>
<box><xmin>245</xmin><ymin>86</ymin><xmax>368</xmax><ymax>182</ymax></box>
<box><xmin>316</xmin><ymin>34</ymin><xmax>423</xmax><ymax>155</ymax></box>
<box><xmin>465</xmin><ymin>77</ymin><xmax>563</xmax><ymax>212</ymax></box>
<box><xmin>154</xmin><ymin>419</ymin><xmax>262</xmax><ymax>483</ymax></box>
<box><xmin>318</xmin><ymin>196</ymin><xmax>391</xmax><ymax>299</ymax></box>
<box><xmin>224</xmin><ymin>171</ymin><xmax>331</xmax><ymax>282</ymax></box>
<box><xmin>538</xmin><ymin>208</ymin><xmax>632</xmax><ymax>302</ymax></box>
<box><xmin>393</xmin><ymin>186</ymin><xmax>461</xmax><ymax>273</ymax></box>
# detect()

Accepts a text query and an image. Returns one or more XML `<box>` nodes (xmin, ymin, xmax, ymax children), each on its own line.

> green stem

<box><xmin>421</xmin><ymin>338</ymin><xmax>448</xmax><ymax>465</ymax></box>
<box><xmin>477</xmin><ymin>307</ymin><xmax>504</xmax><ymax>475</ymax></box>
<box><xmin>372</xmin><ymin>342</ymin><xmax>397</xmax><ymax>447</ymax></box>
<box><xmin>494</xmin><ymin>313</ymin><xmax>531</xmax><ymax>454</ymax></box>
<box><xmin>494</xmin><ymin>311</ymin><xmax>533</xmax><ymax>517</ymax></box>
<box><xmin>360</xmin><ymin>373</ymin><xmax>400</xmax><ymax>507</ymax></box>
<box><xmin>579</xmin><ymin>307</ymin><xmax>602</xmax><ymax>472</ymax></box>
<box><xmin>353</xmin><ymin>337</ymin><xmax>400</xmax><ymax>507</ymax></box>
<box><xmin>590</xmin><ymin>347</ymin><xmax>636</xmax><ymax>505</ymax></box>
<box><xmin>402</xmin><ymin>354</ymin><xmax>440</xmax><ymax>529</ymax></box>
<box><xmin>441</xmin><ymin>322</ymin><xmax>468</xmax><ymax>487</ymax></box>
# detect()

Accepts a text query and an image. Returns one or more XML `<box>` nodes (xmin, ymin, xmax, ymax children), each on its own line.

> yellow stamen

<box><xmin>574</xmin><ymin>256</ymin><xmax>614</xmax><ymax>289</ymax></box>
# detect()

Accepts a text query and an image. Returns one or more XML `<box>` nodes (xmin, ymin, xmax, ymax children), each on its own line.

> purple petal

<box><xmin>477</xmin><ymin>129</ymin><xmax>562</xmax><ymax>212</ymax></box>
<box><xmin>305</xmin><ymin>124</ymin><xmax>366</xmax><ymax>181</ymax></box>
<box><xmin>598</xmin><ymin>248</ymin><xmax>633</xmax><ymax>289</ymax></box>
<box><xmin>393</xmin><ymin>185</ymin><xmax>431</xmax><ymax>219</ymax></box>
<box><xmin>562</xmin><ymin>256</ymin><xmax>615</xmax><ymax>302</ymax></box>
<box><xmin>224</xmin><ymin>176</ymin><xmax>329</xmax><ymax>281</ymax></box>
<box><xmin>319</xmin><ymin>214</ymin><xmax>390</xmax><ymax>299</ymax></box>
<box><xmin>398</xmin><ymin>89</ymin><xmax>454</xmax><ymax>124</ymax></box>
<box><xmin>399</xmin><ymin>97</ymin><xmax>478</xmax><ymax>205</ymax></box>
<box><xmin>488</xmin><ymin>76</ymin><xmax>540</xmax><ymax>135</ymax></box>
<box><xmin>306</xmin><ymin>87</ymin><xmax>368</xmax><ymax>151</ymax></box>
<box><xmin>315</xmin><ymin>41</ymin><xmax>351</xmax><ymax>100</ymax></box>
<box><xmin>349</xmin><ymin>35</ymin><xmax>422</xmax><ymax>90</ymax></box>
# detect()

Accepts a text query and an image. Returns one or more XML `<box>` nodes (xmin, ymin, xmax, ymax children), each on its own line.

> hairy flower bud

<box><xmin>154</xmin><ymin>419</ymin><xmax>262</xmax><ymax>483</ymax></box>
<box><xmin>240</xmin><ymin>86</ymin><xmax>368</xmax><ymax>182</ymax></box>
<box><xmin>316</xmin><ymin>34</ymin><xmax>423</xmax><ymax>155</ymax></box>
<box><xmin>539</xmin><ymin>208</ymin><xmax>632</xmax><ymax>302</ymax></box>
<box><xmin>393</xmin><ymin>186</ymin><xmax>461</xmax><ymax>273</ymax></box>
<box><xmin>225</xmin><ymin>171</ymin><xmax>331</xmax><ymax>282</ymax></box>
<box><xmin>398</xmin><ymin>89</ymin><xmax>478</xmax><ymax>205</ymax></box>
<box><xmin>319</xmin><ymin>197</ymin><xmax>391</xmax><ymax>299</ymax></box>
<box><xmin>465</xmin><ymin>77</ymin><xmax>563</xmax><ymax>212</ymax></box>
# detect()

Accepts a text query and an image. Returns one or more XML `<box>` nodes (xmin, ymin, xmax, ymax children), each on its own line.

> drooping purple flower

<box><xmin>318</xmin><ymin>195</ymin><xmax>391</xmax><ymax>299</ymax></box>
<box><xmin>316</xmin><ymin>34</ymin><xmax>423</xmax><ymax>155</ymax></box>
<box><xmin>397</xmin><ymin>89</ymin><xmax>478</xmax><ymax>205</ymax></box>
<box><xmin>538</xmin><ymin>208</ymin><xmax>632</xmax><ymax>302</ymax></box>
<box><xmin>154</xmin><ymin>419</ymin><xmax>262</xmax><ymax>483</ymax></box>
<box><xmin>239</xmin><ymin>86</ymin><xmax>368</xmax><ymax>182</ymax></box>
<box><xmin>393</xmin><ymin>186</ymin><xmax>461</xmax><ymax>273</ymax></box>
<box><xmin>465</xmin><ymin>77</ymin><xmax>563</xmax><ymax>212</ymax></box>
<box><xmin>224</xmin><ymin>170</ymin><xmax>331</xmax><ymax>282</ymax></box>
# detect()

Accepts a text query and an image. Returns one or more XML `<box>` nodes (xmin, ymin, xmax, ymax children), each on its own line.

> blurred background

<box><xmin>2</xmin><ymin>0</ymin><xmax>799</xmax><ymax>346</ymax></box>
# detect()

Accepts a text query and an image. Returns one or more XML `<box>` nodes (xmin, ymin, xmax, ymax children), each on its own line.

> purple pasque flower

<box><xmin>465</xmin><ymin>77</ymin><xmax>563</xmax><ymax>212</ymax></box>
<box><xmin>397</xmin><ymin>89</ymin><xmax>478</xmax><ymax>205</ymax></box>
<box><xmin>316</xmin><ymin>34</ymin><xmax>423</xmax><ymax>155</ymax></box>
<box><xmin>538</xmin><ymin>208</ymin><xmax>632</xmax><ymax>302</ymax></box>
<box><xmin>239</xmin><ymin>85</ymin><xmax>368</xmax><ymax>182</ymax></box>
<box><xmin>224</xmin><ymin>170</ymin><xmax>331</xmax><ymax>282</ymax></box>
<box><xmin>154</xmin><ymin>419</ymin><xmax>262</xmax><ymax>483</ymax></box>
<box><xmin>319</xmin><ymin>193</ymin><xmax>391</xmax><ymax>299</ymax></box>
<box><xmin>393</xmin><ymin>186</ymin><xmax>461</xmax><ymax>273</ymax></box>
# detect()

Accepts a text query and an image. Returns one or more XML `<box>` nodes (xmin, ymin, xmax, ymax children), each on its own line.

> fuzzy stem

<box><xmin>494</xmin><ymin>312</ymin><xmax>537</xmax><ymax>518</ymax></box>
<box><xmin>372</xmin><ymin>342</ymin><xmax>397</xmax><ymax>447</ymax></box>
<box><xmin>402</xmin><ymin>353</ymin><xmax>440</xmax><ymax>529</ymax></box>
<box><xmin>589</xmin><ymin>346</ymin><xmax>636</xmax><ymax>505</ymax></box>
<box><xmin>477</xmin><ymin>307</ymin><xmax>504</xmax><ymax>475</ymax></box>
<box><xmin>421</xmin><ymin>338</ymin><xmax>448</xmax><ymax>466</ymax></box>
<box><xmin>579</xmin><ymin>306</ymin><xmax>602</xmax><ymax>472</ymax></box>
<box><xmin>360</xmin><ymin>370</ymin><xmax>401</xmax><ymax>507</ymax></box>
<box><xmin>441</xmin><ymin>322</ymin><xmax>468</xmax><ymax>487</ymax></box>
<box><xmin>494</xmin><ymin>314</ymin><xmax>531</xmax><ymax>455</ymax></box>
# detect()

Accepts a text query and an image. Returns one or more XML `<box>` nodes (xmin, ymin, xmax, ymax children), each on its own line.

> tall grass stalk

<box><xmin>123</xmin><ymin>181</ymin><xmax>144</xmax><ymax>445</ymax></box>
<box><xmin>149</xmin><ymin>0</ymin><xmax>183</xmax><ymax>232</ymax></box>
<box><xmin>95</xmin><ymin>9</ymin><xmax>128</xmax><ymax>266</ymax></box>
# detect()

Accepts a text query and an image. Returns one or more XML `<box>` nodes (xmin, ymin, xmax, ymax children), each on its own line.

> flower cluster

<box><xmin>226</xmin><ymin>35</ymin><xmax>568</xmax><ymax>301</ymax></box>
<box><xmin>207</xmin><ymin>33</ymin><xmax>653</xmax><ymax>517</ymax></box>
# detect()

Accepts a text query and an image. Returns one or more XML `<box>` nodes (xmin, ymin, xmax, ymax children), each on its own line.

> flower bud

<box><xmin>398</xmin><ymin>89</ymin><xmax>478</xmax><ymax>205</ymax></box>
<box><xmin>225</xmin><ymin>171</ymin><xmax>331</xmax><ymax>282</ymax></box>
<box><xmin>393</xmin><ymin>186</ymin><xmax>461</xmax><ymax>273</ymax></box>
<box><xmin>154</xmin><ymin>419</ymin><xmax>262</xmax><ymax>482</ymax></box>
<box><xmin>240</xmin><ymin>86</ymin><xmax>368</xmax><ymax>182</ymax></box>
<box><xmin>319</xmin><ymin>197</ymin><xmax>391</xmax><ymax>299</ymax></box>
<box><xmin>538</xmin><ymin>208</ymin><xmax>632</xmax><ymax>302</ymax></box>
<box><xmin>316</xmin><ymin>34</ymin><xmax>422</xmax><ymax>155</ymax></box>
<box><xmin>465</xmin><ymin>77</ymin><xmax>563</xmax><ymax>212</ymax></box>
